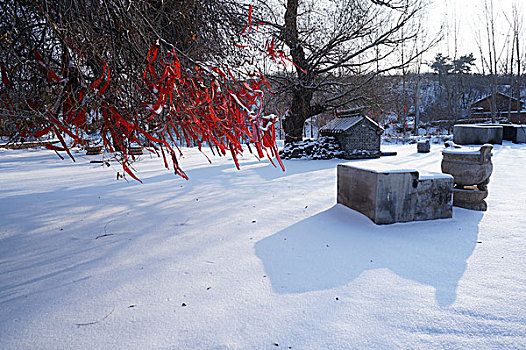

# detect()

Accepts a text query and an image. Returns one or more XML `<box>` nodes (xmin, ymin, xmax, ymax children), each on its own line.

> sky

<box><xmin>424</xmin><ymin>0</ymin><xmax>526</xmax><ymax>72</ymax></box>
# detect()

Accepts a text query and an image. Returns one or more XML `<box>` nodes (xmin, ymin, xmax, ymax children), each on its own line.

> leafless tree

<box><xmin>508</xmin><ymin>1</ymin><xmax>523</xmax><ymax>115</ymax></box>
<box><xmin>255</xmin><ymin>0</ymin><xmax>433</xmax><ymax>143</ymax></box>
<box><xmin>480</xmin><ymin>0</ymin><xmax>499</xmax><ymax>122</ymax></box>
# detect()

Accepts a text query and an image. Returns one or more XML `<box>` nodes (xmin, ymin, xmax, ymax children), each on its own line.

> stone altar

<box><xmin>453</xmin><ymin>124</ymin><xmax>503</xmax><ymax>145</ymax></box>
<box><xmin>337</xmin><ymin>163</ymin><xmax>453</xmax><ymax>225</ymax></box>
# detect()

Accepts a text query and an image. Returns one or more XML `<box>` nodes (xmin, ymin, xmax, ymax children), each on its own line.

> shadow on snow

<box><xmin>255</xmin><ymin>204</ymin><xmax>483</xmax><ymax>307</ymax></box>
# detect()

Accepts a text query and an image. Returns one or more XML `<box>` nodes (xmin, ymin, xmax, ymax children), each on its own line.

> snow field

<box><xmin>0</xmin><ymin>142</ymin><xmax>525</xmax><ymax>349</ymax></box>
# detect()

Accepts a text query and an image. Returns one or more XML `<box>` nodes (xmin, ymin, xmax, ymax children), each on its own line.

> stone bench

<box><xmin>337</xmin><ymin>164</ymin><xmax>453</xmax><ymax>225</ymax></box>
<box><xmin>453</xmin><ymin>124</ymin><xmax>503</xmax><ymax>145</ymax></box>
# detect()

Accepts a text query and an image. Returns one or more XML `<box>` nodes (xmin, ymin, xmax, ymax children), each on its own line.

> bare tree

<box><xmin>255</xmin><ymin>0</ymin><xmax>432</xmax><ymax>143</ymax></box>
<box><xmin>482</xmin><ymin>0</ymin><xmax>499</xmax><ymax>122</ymax></box>
<box><xmin>512</xmin><ymin>1</ymin><xmax>523</xmax><ymax>114</ymax></box>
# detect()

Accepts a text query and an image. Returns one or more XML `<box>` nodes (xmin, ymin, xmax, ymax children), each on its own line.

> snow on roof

<box><xmin>455</xmin><ymin>124</ymin><xmax>502</xmax><ymax>128</ymax></box>
<box><xmin>320</xmin><ymin>115</ymin><xmax>383</xmax><ymax>135</ymax></box>
<box><xmin>320</xmin><ymin>116</ymin><xmax>363</xmax><ymax>134</ymax></box>
<box><xmin>471</xmin><ymin>92</ymin><xmax>522</xmax><ymax>106</ymax></box>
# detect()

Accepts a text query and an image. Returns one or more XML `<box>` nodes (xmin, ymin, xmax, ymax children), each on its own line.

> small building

<box><xmin>470</xmin><ymin>92</ymin><xmax>526</xmax><ymax>123</ymax></box>
<box><xmin>319</xmin><ymin>108</ymin><xmax>384</xmax><ymax>152</ymax></box>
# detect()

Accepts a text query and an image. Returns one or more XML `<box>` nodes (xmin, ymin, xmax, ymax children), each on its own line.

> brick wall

<box><xmin>336</xmin><ymin>121</ymin><xmax>380</xmax><ymax>151</ymax></box>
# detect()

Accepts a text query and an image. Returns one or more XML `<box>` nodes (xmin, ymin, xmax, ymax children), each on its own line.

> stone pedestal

<box><xmin>337</xmin><ymin>164</ymin><xmax>453</xmax><ymax>225</ymax></box>
<box><xmin>453</xmin><ymin>186</ymin><xmax>488</xmax><ymax>211</ymax></box>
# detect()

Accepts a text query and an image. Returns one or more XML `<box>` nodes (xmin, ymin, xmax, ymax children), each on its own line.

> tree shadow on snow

<box><xmin>255</xmin><ymin>204</ymin><xmax>483</xmax><ymax>307</ymax></box>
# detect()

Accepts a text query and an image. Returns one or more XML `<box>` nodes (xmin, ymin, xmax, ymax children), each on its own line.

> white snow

<box><xmin>1</xmin><ymin>142</ymin><xmax>525</xmax><ymax>349</ymax></box>
<box><xmin>455</xmin><ymin>124</ymin><xmax>502</xmax><ymax>129</ymax></box>
<box><xmin>442</xmin><ymin>147</ymin><xmax>487</xmax><ymax>155</ymax></box>
<box><xmin>418</xmin><ymin>172</ymin><xmax>453</xmax><ymax>180</ymax></box>
<box><xmin>339</xmin><ymin>162</ymin><xmax>419</xmax><ymax>173</ymax></box>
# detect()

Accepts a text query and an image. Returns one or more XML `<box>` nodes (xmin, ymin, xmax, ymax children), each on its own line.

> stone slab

<box><xmin>453</xmin><ymin>186</ymin><xmax>488</xmax><ymax>202</ymax></box>
<box><xmin>337</xmin><ymin>164</ymin><xmax>453</xmax><ymax>225</ymax></box>
<box><xmin>453</xmin><ymin>124</ymin><xmax>503</xmax><ymax>145</ymax></box>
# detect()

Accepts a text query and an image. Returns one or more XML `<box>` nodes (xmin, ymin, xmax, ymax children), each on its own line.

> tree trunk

<box><xmin>509</xmin><ymin>35</ymin><xmax>515</xmax><ymax>121</ymax></box>
<box><xmin>284</xmin><ymin>88</ymin><xmax>313</xmax><ymax>143</ymax></box>
<box><xmin>516</xmin><ymin>31</ymin><xmax>521</xmax><ymax>115</ymax></box>
<box><xmin>414</xmin><ymin>76</ymin><xmax>420</xmax><ymax>135</ymax></box>
<box><xmin>282</xmin><ymin>0</ymin><xmax>312</xmax><ymax>144</ymax></box>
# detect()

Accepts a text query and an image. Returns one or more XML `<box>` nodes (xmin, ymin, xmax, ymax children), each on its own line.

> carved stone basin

<box><xmin>441</xmin><ymin>143</ymin><xmax>493</xmax><ymax>190</ymax></box>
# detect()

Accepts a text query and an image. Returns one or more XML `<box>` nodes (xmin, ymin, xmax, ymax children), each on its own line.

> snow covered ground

<box><xmin>1</xmin><ymin>142</ymin><xmax>525</xmax><ymax>349</ymax></box>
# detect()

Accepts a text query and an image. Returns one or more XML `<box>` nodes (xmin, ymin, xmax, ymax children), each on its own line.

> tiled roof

<box><xmin>320</xmin><ymin>116</ymin><xmax>383</xmax><ymax>134</ymax></box>
<box><xmin>320</xmin><ymin>116</ymin><xmax>362</xmax><ymax>134</ymax></box>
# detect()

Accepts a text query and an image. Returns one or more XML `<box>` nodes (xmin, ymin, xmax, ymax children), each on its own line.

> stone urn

<box><xmin>441</xmin><ymin>142</ymin><xmax>493</xmax><ymax>211</ymax></box>
<box><xmin>441</xmin><ymin>142</ymin><xmax>493</xmax><ymax>190</ymax></box>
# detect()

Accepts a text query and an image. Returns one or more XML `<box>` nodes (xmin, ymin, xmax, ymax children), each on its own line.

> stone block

<box><xmin>481</xmin><ymin>124</ymin><xmax>526</xmax><ymax>143</ymax></box>
<box><xmin>515</xmin><ymin>125</ymin><xmax>526</xmax><ymax>143</ymax></box>
<box><xmin>414</xmin><ymin>173</ymin><xmax>454</xmax><ymax>220</ymax></box>
<box><xmin>417</xmin><ymin>140</ymin><xmax>430</xmax><ymax>153</ymax></box>
<box><xmin>453</xmin><ymin>124</ymin><xmax>503</xmax><ymax>145</ymax></box>
<box><xmin>337</xmin><ymin>164</ymin><xmax>453</xmax><ymax>225</ymax></box>
<box><xmin>501</xmin><ymin>124</ymin><xmax>517</xmax><ymax>142</ymax></box>
<box><xmin>129</xmin><ymin>147</ymin><xmax>143</xmax><ymax>155</ymax></box>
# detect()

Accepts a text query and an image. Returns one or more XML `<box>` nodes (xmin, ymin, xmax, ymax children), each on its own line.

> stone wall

<box><xmin>279</xmin><ymin>136</ymin><xmax>381</xmax><ymax>160</ymax></box>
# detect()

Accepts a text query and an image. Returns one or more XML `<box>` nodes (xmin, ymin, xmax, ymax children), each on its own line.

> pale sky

<box><xmin>424</xmin><ymin>0</ymin><xmax>526</xmax><ymax>73</ymax></box>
